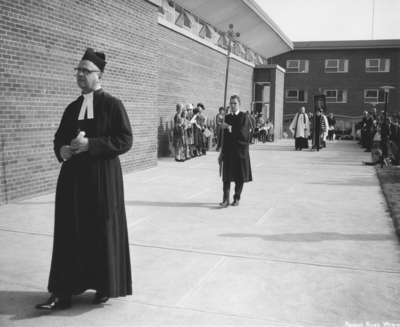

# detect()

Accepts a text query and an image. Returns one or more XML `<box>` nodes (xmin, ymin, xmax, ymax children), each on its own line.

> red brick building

<box><xmin>0</xmin><ymin>0</ymin><xmax>292</xmax><ymax>204</ymax></box>
<box><xmin>269</xmin><ymin>40</ymin><xmax>400</xmax><ymax>134</ymax></box>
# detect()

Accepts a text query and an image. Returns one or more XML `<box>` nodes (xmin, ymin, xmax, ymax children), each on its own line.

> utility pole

<box><xmin>222</xmin><ymin>24</ymin><xmax>240</xmax><ymax>112</ymax></box>
<box><xmin>371</xmin><ymin>0</ymin><xmax>375</xmax><ymax>39</ymax></box>
<box><xmin>219</xmin><ymin>24</ymin><xmax>240</xmax><ymax>176</ymax></box>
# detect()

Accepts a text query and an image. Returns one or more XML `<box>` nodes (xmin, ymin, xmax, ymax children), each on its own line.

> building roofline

<box><xmin>255</xmin><ymin>64</ymin><xmax>286</xmax><ymax>73</ymax></box>
<box><xmin>241</xmin><ymin>0</ymin><xmax>293</xmax><ymax>50</ymax></box>
<box><xmin>172</xmin><ymin>0</ymin><xmax>293</xmax><ymax>58</ymax></box>
<box><xmin>293</xmin><ymin>39</ymin><xmax>400</xmax><ymax>50</ymax></box>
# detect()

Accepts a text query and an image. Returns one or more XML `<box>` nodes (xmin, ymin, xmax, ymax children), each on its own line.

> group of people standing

<box><xmin>289</xmin><ymin>106</ymin><xmax>336</xmax><ymax>151</ymax></box>
<box><xmin>249</xmin><ymin>114</ymin><xmax>274</xmax><ymax>143</ymax></box>
<box><xmin>173</xmin><ymin>103</ymin><xmax>211</xmax><ymax>161</ymax></box>
<box><xmin>358</xmin><ymin>108</ymin><xmax>400</xmax><ymax>166</ymax></box>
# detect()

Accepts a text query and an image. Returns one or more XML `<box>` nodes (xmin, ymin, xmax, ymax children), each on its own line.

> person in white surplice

<box><xmin>289</xmin><ymin>106</ymin><xmax>310</xmax><ymax>150</ymax></box>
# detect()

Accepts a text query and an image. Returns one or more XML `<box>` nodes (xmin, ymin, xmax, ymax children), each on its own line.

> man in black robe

<box><xmin>36</xmin><ymin>48</ymin><xmax>133</xmax><ymax>310</ymax></box>
<box><xmin>312</xmin><ymin>108</ymin><xmax>325</xmax><ymax>151</ymax></box>
<box><xmin>218</xmin><ymin>95</ymin><xmax>252</xmax><ymax>207</ymax></box>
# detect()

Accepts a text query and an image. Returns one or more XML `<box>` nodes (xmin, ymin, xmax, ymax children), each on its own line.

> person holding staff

<box><xmin>218</xmin><ymin>95</ymin><xmax>252</xmax><ymax>207</ymax></box>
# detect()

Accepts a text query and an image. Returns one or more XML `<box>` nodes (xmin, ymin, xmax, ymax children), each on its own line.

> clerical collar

<box><xmin>78</xmin><ymin>92</ymin><xmax>94</xmax><ymax>120</ymax></box>
<box><xmin>78</xmin><ymin>86</ymin><xmax>102</xmax><ymax>120</ymax></box>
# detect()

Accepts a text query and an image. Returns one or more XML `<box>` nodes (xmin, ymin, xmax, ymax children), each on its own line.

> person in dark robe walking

<box><xmin>36</xmin><ymin>48</ymin><xmax>133</xmax><ymax>310</ymax></box>
<box><xmin>218</xmin><ymin>95</ymin><xmax>252</xmax><ymax>207</ymax></box>
<box><xmin>289</xmin><ymin>106</ymin><xmax>309</xmax><ymax>150</ymax></box>
<box><xmin>312</xmin><ymin>108</ymin><xmax>326</xmax><ymax>151</ymax></box>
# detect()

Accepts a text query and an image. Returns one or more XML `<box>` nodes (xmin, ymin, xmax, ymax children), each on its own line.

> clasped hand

<box><xmin>60</xmin><ymin>131</ymin><xmax>89</xmax><ymax>161</ymax></box>
<box><xmin>221</xmin><ymin>122</ymin><xmax>232</xmax><ymax>133</ymax></box>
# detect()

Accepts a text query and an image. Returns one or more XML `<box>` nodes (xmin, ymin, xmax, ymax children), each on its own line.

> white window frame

<box><xmin>323</xmin><ymin>89</ymin><xmax>347</xmax><ymax>103</ymax></box>
<box><xmin>365</xmin><ymin>58</ymin><xmax>390</xmax><ymax>73</ymax></box>
<box><xmin>364</xmin><ymin>89</ymin><xmax>386</xmax><ymax>103</ymax></box>
<box><xmin>286</xmin><ymin>60</ymin><xmax>309</xmax><ymax>73</ymax></box>
<box><xmin>324</xmin><ymin>59</ymin><xmax>349</xmax><ymax>73</ymax></box>
<box><xmin>285</xmin><ymin>89</ymin><xmax>307</xmax><ymax>103</ymax></box>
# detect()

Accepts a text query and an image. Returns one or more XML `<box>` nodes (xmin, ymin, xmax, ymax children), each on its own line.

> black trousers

<box><xmin>223</xmin><ymin>181</ymin><xmax>244</xmax><ymax>201</ymax></box>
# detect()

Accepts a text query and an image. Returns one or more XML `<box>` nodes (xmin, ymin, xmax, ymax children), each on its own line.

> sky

<box><xmin>255</xmin><ymin>0</ymin><xmax>400</xmax><ymax>41</ymax></box>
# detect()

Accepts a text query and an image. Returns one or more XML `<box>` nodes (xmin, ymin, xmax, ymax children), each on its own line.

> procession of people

<box><xmin>35</xmin><ymin>47</ymin><xmax>381</xmax><ymax>314</ymax></box>
<box><xmin>288</xmin><ymin>105</ymin><xmax>336</xmax><ymax>152</ymax></box>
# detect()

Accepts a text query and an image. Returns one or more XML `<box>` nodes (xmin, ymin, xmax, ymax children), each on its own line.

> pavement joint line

<box><xmin>2</xmin><ymin>228</ymin><xmax>400</xmax><ymax>275</ymax></box>
<box><xmin>130</xmin><ymin>241</ymin><xmax>400</xmax><ymax>275</ymax></box>
<box><xmin>0</xmin><ymin>277</ymin><xmax>312</xmax><ymax>326</ymax></box>
<box><xmin>255</xmin><ymin>207</ymin><xmax>275</xmax><ymax>225</ymax></box>
<box><xmin>0</xmin><ymin>227</ymin><xmax>52</xmax><ymax>237</ymax></box>
<box><xmin>175</xmin><ymin>257</ymin><xmax>226</xmax><ymax>307</ymax></box>
<box><xmin>113</xmin><ymin>298</ymin><xmax>312</xmax><ymax>327</ymax></box>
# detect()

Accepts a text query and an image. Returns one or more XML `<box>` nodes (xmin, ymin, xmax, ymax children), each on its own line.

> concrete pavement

<box><xmin>1</xmin><ymin>140</ymin><xmax>400</xmax><ymax>326</ymax></box>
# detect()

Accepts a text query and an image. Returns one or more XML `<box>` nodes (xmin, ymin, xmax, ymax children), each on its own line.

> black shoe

<box><xmin>219</xmin><ymin>200</ymin><xmax>229</xmax><ymax>208</ymax></box>
<box><xmin>35</xmin><ymin>295</ymin><xmax>71</xmax><ymax>310</ymax></box>
<box><xmin>231</xmin><ymin>199</ymin><xmax>240</xmax><ymax>206</ymax></box>
<box><xmin>92</xmin><ymin>292</ymin><xmax>109</xmax><ymax>305</ymax></box>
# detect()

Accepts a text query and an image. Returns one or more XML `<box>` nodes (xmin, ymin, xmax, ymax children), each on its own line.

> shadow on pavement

<box><xmin>219</xmin><ymin>232</ymin><xmax>395</xmax><ymax>242</ymax></box>
<box><xmin>125</xmin><ymin>200</ymin><xmax>219</xmax><ymax>209</ymax></box>
<box><xmin>0</xmin><ymin>291</ymin><xmax>106</xmax><ymax>321</ymax></box>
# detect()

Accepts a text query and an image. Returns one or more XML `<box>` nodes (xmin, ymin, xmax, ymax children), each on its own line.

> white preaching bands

<box><xmin>78</xmin><ymin>92</ymin><xmax>94</xmax><ymax>120</ymax></box>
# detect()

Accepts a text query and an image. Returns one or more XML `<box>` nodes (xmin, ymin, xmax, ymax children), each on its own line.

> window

<box><xmin>217</xmin><ymin>33</ymin><xmax>229</xmax><ymax>49</ymax></box>
<box><xmin>233</xmin><ymin>42</ymin><xmax>246</xmax><ymax>57</ymax></box>
<box><xmin>364</xmin><ymin>89</ymin><xmax>386</xmax><ymax>103</ymax></box>
<box><xmin>366</xmin><ymin>58</ymin><xmax>390</xmax><ymax>72</ymax></box>
<box><xmin>245</xmin><ymin>49</ymin><xmax>255</xmax><ymax>62</ymax></box>
<box><xmin>286</xmin><ymin>60</ymin><xmax>309</xmax><ymax>73</ymax></box>
<box><xmin>286</xmin><ymin>89</ymin><xmax>307</xmax><ymax>102</ymax></box>
<box><xmin>323</xmin><ymin>89</ymin><xmax>347</xmax><ymax>103</ymax></box>
<box><xmin>175</xmin><ymin>6</ymin><xmax>195</xmax><ymax>30</ymax></box>
<box><xmin>324</xmin><ymin>59</ymin><xmax>349</xmax><ymax>73</ymax></box>
<box><xmin>255</xmin><ymin>55</ymin><xmax>264</xmax><ymax>65</ymax></box>
<box><xmin>160</xmin><ymin>0</ymin><xmax>175</xmax><ymax>23</ymax></box>
<box><xmin>199</xmin><ymin>23</ymin><xmax>212</xmax><ymax>39</ymax></box>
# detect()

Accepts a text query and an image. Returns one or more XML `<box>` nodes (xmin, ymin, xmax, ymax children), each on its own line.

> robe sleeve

<box><xmin>289</xmin><ymin>114</ymin><xmax>297</xmax><ymax>133</ymax></box>
<box><xmin>88</xmin><ymin>99</ymin><xmax>133</xmax><ymax>158</ymax></box>
<box><xmin>53</xmin><ymin>105</ymin><xmax>74</xmax><ymax>163</ymax></box>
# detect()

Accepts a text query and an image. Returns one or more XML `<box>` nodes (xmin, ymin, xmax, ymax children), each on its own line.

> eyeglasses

<box><xmin>74</xmin><ymin>67</ymin><xmax>100</xmax><ymax>75</ymax></box>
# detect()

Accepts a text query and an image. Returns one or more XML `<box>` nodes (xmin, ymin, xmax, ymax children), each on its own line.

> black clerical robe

<box><xmin>48</xmin><ymin>89</ymin><xmax>132</xmax><ymax>298</ymax></box>
<box><xmin>312</xmin><ymin>115</ymin><xmax>324</xmax><ymax>150</ymax></box>
<box><xmin>221</xmin><ymin>112</ymin><xmax>252</xmax><ymax>182</ymax></box>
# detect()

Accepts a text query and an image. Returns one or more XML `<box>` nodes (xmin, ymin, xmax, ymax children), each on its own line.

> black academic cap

<box><xmin>81</xmin><ymin>48</ymin><xmax>106</xmax><ymax>72</ymax></box>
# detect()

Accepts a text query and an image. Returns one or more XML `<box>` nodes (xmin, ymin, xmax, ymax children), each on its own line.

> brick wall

<box><xmin>271</xmin><ymin>48</ymin><xmax>400</xmax><ymax>117</ymax></box>
<box><xmin>157</xmin><ymin>23</ymin><xmax>254</xmax><ymax>156</ymax></box>
<box><xmin>0</xmin><ymin>0</ymin><xmax>159</xmax><ymax>204</ymax></box>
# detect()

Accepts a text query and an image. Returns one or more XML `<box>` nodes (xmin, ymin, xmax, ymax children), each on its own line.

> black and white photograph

<box><xmin>1</xmin><ymin>0</ymin><xmax>400</xmax><ymax>326</ymax></box>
